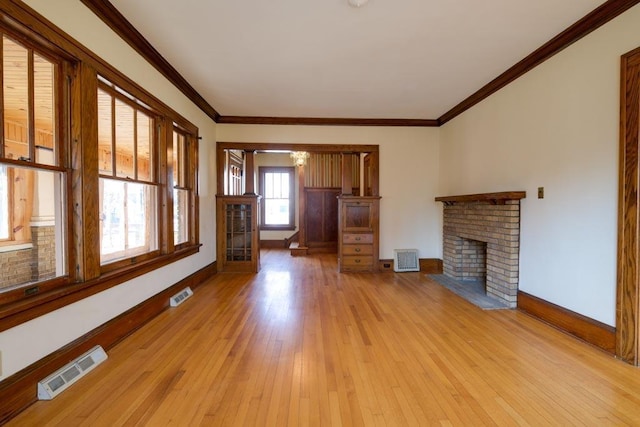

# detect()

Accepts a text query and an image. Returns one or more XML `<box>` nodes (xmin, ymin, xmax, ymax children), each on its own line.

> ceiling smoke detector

<box><xmin>348</xmin><ymin>0</ymin><xmax>369</xmax><ymax>8</ymax></box>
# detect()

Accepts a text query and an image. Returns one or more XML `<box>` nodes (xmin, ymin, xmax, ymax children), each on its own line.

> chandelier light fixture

<box><xmin>290</xmin><ymin>151</ymin><xmax>310</xmax><ymax>167</ymax></box>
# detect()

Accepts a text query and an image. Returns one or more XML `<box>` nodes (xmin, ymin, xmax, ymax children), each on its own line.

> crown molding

<box><xmin>217</xmin><ymin>116</ymin><xmax>439</xmax><ymax>127</ymax></box>
<box><xmin>438</xmin><ymin>0</ymin><xmax>640</xmax><ymax>125</ymax></box>
<box><xmin>81</xmin><ymin>0</ymin><xmax>640</xmax><ymax>128</ymax></box>
<box><xmin>79</xmin><ymin>0</ymin><xmax>220</xmax><ymax>122</ymax></box>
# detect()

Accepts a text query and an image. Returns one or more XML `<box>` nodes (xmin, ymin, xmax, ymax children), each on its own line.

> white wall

<box><xmin>217</xmin><ymin>125</ymin><xmax>442</xmax><ymax>260</ymax></box>
<box><xmin>439</xmin><ymin>5</ymin><xmax>640</xmax><ymax>326</ymax></box>
<box><xmin>0</xmin><ymin>0</ymin><xmax>218</xmax><ymax>380</ymax></box>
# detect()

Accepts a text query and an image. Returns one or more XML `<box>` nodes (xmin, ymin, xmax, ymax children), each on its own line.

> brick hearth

<box><xmin>436</xmin><ymin>192</ymin><xmax>525</xmax><ymax>308</ymax></box>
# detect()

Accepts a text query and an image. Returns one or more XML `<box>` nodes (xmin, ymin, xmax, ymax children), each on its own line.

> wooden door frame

<box><xmin>617</xmin><ymin>46</ymin><xmax>640</xmax><ymax>365</ymax></box>
<box><xmin>216</xmin><ymin>142</ymin><xmax>379</xmax><ymax>253</ymax></box>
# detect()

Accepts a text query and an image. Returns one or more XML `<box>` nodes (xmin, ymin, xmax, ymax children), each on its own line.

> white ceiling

<box><xmin>109</xmin><ymin>0</ymin><xmax>606</xmax><ymax>120</ymax></box>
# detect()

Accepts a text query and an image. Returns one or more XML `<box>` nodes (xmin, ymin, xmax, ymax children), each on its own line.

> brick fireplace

<box><xmin>435</xmin><ymin>192</ymin><xmax>526</xmax><ymax>308</ymax></box>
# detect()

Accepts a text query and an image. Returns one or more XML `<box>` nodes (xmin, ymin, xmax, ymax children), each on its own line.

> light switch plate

<box><xmin>538</xmin><ymin>187</ymin><xmax>544</xmax><ymax>199</ymax></box>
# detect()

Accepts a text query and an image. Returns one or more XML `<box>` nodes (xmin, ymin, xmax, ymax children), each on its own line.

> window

<box><xmin>0</xmin><ymin>11</ymin><xmax>200</xmax><ymax>323</ymax></box>
<box><xmin>0</xmin><ymin>32</ymin><xmax>68</xmax><ymax>294</ymax></box>
<box><xmin>173</xmin><ymin>128</ymin><xmax>191</xmax><ymax>246</ymax></box>
<box><xmin>98</xmin><ymin>83</ymin><xmax>158</xmax><ymax>266</ymax></box>
<box><xmin>259</xmin><ymin>167</ymin><xmax>295</xmax><ymax>230</ymax></box>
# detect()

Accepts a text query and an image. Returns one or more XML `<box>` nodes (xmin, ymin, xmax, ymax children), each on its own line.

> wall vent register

<box><xmin>393</xmin><ymin>249</ymin><xmax>420</xmax><ymax>272</ymax></box>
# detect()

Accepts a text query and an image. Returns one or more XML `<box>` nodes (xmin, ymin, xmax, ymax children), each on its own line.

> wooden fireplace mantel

<box><xmin>435</xmin><ymin>191</ymin><xmax>526</xmax><ymax>206</ymax></box>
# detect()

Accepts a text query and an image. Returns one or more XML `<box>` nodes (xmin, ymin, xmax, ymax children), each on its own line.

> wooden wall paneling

<box><xmin>616</xmin><ymin>46</ymin><xmax>640</xmax><ymax>365</ymax></box>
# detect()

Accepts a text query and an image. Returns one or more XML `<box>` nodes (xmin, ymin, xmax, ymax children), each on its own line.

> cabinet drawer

<box><xmin>343</xmin><ymin>233</ymin><xmax>373</xmax><ymax>244</ymax></box>
<box><xmin>342</xmin><ymin>244</ymin><xmax>373</xmax><ymax>255</ymax></box>
<box><xmin>342</xmin><ymin>256</ymin><xmax>373</xmax><ymax>268</ymax></box>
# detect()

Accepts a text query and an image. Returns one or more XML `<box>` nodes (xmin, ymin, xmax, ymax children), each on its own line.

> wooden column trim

<box><xmin>341</xmin><ymin>153</ymin><xmax>353</xmax><ymax>196</ymax></box>
<box><xmin>616</xmin><ymin>45</ymin><xmax>640</xmax><ymax>365</ymax></box>
<box><xmin>298</xmin><ymin>165</ymin><xmax>306</xmax><ymax>248</ymax></box>
<box><xmin>244</xmin><ymin>149</ymin><xmax>256</xmax><ymax>195</ymax></box>
<box><xmin>370</xmin><ymin>151</ymin><xmax>380</xmax><ymax>196</ymax></box>
<box><xmin>216</xmin><ymin>143</ymin><xmax>225</xmax><ymax>195</ymax></box>
<box><xmin>72</xmin><ymin>62</ymin><xmax>100</xmax><ymax>281</ymax></box>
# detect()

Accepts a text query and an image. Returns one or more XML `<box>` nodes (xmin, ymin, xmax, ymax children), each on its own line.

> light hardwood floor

<box><xmin>9</xmin><ymin>249</ymin><xmax>640</xmax><ymax>426</ymax></box>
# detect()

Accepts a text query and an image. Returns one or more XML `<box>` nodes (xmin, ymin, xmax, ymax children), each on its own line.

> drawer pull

<box><xmin>355</xmin><ymin>259</ymin><xmax>361</xmax><ymax>263</ymax></box>
<box><xmin>355</xmin><ymin>248</ymin><xmax>361</xmax><ymax>252</ymax></box>
<box><xmin>355</xmin><ymin>237</ymin><xmax>361</xmax><ymax>241</ymax></box>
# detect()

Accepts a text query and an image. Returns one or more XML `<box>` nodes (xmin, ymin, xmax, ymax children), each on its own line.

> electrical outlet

<box><xmin>538</xmin><ymin>187</ymin><xmax>544</xmax><ymax>199</ymax></box>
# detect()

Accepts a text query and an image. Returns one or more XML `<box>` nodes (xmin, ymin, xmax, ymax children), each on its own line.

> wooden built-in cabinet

<box><xmin>338</xmin><ymin>196</ymin><xmax>380</xmax><ymax>272</ymax></box>
<box><xmin>216</xmin><ymin>195</ymin><xmax>260</xmax><ymax>272</ymax></box>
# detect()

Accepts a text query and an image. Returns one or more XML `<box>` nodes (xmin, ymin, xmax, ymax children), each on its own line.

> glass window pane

<box><xmin>265</xmin><ymin>199</ymin><xmax>289</xmax><ymax>225</ymax></box>
<box><xmin>137</xmin><ymin>112</ymin><xmax>152</xmax><ymax>181</ymax></box>
<box><xmin>100</xmin><ymin>179</ymin><xmax>125</xmax><ymax>256</ymax></box>
<box><xmin>3</xmin><ymin>36</ymin><xmax>29</xmax><ymax>161</ymax></box>
<box><xmin>99</xmin><ymin>178</ymin><xmax>158</xmax><ymax>264</ymax></box>
<box><xmin>114</xmin><ymin>99</ymin><xmax>134</xmax><ymax>179</ymax></box>
<box><xmin>34</xmin><ymin>53</ymin><xmax>55</xmax><ymax>166</ymax></box>
<box><xmin>126</xmin><ymin>182</ymin><xmax>147</xmax><ymax>249</ymax></box>
<box><xmin>0</xmin><ymin>165</ymin><xmax>67</xmax><ymax>292</ymax></box>
<box><xmin>0</xmin><ymin>165</ymin><xmax>8</xmax><ymax>239</ymax></box>
<box><xmin>97</xmin><ymin>89</ymin><xmax>113</xmax><ymax>174</ymax></box>
<box><xmin>281</xmin><ymin>174</ymin><xmax>289</xmax><ymax>198</ymax></box>
<box><xmin>173</xmin><ymin>188</ymin><xmax>189</xmax><ymax>245</ymax></box>
<box><xmin>265</xmin><ymin>173</ymin><xmax>273</xmax><ymax>198</ymax></box>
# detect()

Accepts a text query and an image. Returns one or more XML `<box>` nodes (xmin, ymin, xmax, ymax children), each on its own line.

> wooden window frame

<box><xmin>97</xmin><ymin>79</ymin><xmax>161</xmax><ymax>271</ymax></box>
<box><xmin>259</xmin><ymin>166</ymin><xmax>295</xmax><ymax>231</ymax></box>
<box><xmin>0</xmin><ymin>25</ymin><xmax>74</xmax><ymax>307</ymax></box>
<box><xmin>0</xmin><ymin>4</ymin><xmax>200</xmax><ymax>332</ymax></box>
<box><xmin>172</xmin><ymin>126</ymin><xmax>197</xmax><ymax>250</ymax></box>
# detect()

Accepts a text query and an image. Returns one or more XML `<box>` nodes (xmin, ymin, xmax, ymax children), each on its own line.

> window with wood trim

<box><xmin>0</xmin><ymin>32</ymin><xmax>69</xmax><ymax>294</ymax></box>
<box><xmin>0</xmin><ymin>8</ymin><xmax>200</xmax><ymax>325</ymax></box>
<box><xmin>97</xmin><ymin>81</ymin><xmax>159</xmax><ymax>266</ymax></box>
<box><xmin>259</xmin><ymin>166</ymin><xmax>295</xmax><ymax>230</ymax></box>
<box><xmin>172</xmin><ymin>127</ymin><xmax>193</xmax><ymax>247</ymax></box>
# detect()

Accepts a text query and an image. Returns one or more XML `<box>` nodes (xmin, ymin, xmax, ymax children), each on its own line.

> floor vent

<box><xmin>38</xmin><ymin>345</ymin><xmax>107</xmax><ymax>400</ymax></box>
<box><xmin>393</xmin><ymin>249</ymin><xmax>420</xmax><ymax>272</ymax></box>
<box><xmin>170</xmin><ymin>287</ymin><xmax>193</xmax><ymax>307</ymax></box>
